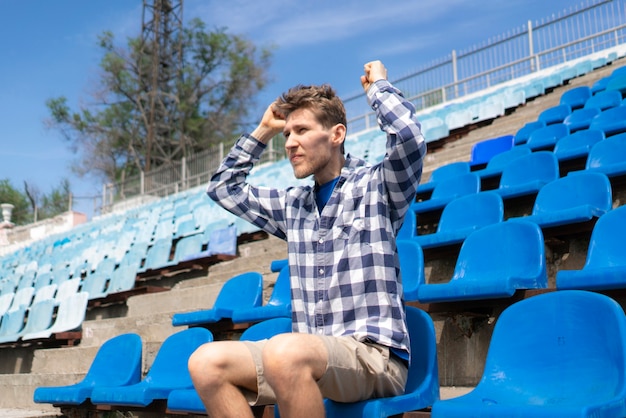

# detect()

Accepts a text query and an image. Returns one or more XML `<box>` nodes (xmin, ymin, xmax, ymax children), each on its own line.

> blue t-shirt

<box><xmin>315</xmin><ymin>176</ymin><xmax>340</xmax><ymax>213</ymax></box>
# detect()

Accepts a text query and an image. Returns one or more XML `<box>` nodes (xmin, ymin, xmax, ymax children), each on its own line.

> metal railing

<box><xmin>100</xmin><ymin>0</ymin><xmax>626</xmax><ymax>215</ymax></box>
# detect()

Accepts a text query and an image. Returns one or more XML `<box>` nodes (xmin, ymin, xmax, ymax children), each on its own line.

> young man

<box><xmin>189</xmin><ymin>60</ymin><xmax>426</xmax><ymax>418</ymax></box>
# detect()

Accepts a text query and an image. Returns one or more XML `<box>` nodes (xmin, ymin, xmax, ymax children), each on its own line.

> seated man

<box><xmin>188</xmin><ymin>60</ymin><xmax>426</xmax><ymax>418</ymax></box>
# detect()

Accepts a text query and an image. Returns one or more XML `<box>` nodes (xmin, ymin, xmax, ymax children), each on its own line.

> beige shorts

<box><xmin>241</xmin><ymin>335</ymin><xmax>408</xmax><ymax>406</ymax></box>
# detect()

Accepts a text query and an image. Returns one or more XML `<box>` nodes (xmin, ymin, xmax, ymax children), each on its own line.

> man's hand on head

<box><xmin>361</xmin><ymin>60</ymin><xmax>388</xmax><ymax>93</ymax></box>
<box><xmin>251</xmin><ymin>101</ymin><xmax>286</xmax><ymax>144</ymax></box>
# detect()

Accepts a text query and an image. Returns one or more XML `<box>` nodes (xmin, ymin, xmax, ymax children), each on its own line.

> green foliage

<box><xmin>45</xmin><ymin>17</ymin><xmax>273</xmax><ymax>185</ymax></box>
<box><xmin>0</xmin><ymin>178</ymin><xmax>71</xmax><ymax>226</ymax></box>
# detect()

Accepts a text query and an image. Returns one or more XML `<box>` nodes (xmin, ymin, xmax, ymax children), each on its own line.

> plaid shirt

<box><xmin>207</xmin><ymin>79</ymin><xmax>426</xmax><ymax>355</ymax></box>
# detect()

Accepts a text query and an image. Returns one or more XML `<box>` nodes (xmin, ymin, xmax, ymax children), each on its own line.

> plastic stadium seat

<box><xmin>514</xmin><ymin>120</ymin><xmax>545</xmax><ymax>145</ymax></box>
<box><xmin>605</xmin><ymin>73</ymin><xmax>626</xmax><ymax>97</ymax></box>
<box><xmin>591</xmin><ymin>76</ymin><xmax>610</xmax><ymax>94</ymax></box>
<box><xmin>166</xmin><ymin>318</ymin><xmax>293</xmax><ymax>414</ymax></box>
<box><xmin>537</xmin><ymin>104</ymin><xmax>571</xmax><ymax>126</ymax></box>
<box><xmin>494</xmin><ymin>151</ymin><xmax>559</xmax><ymax>200</ymax></box>
<box><xmin>559</xmin><ymin>85</ymin><xmax>592</xmax><ymax>110</ymax></box>
<box><xmin>415</xmin><ymin>192</ymin><xmax>503</xmax><ymax>250</ymax></box>
<box><xmin>515</xmin><ymin>172</ymin><xmax>612</xmax><ymax>230</ymax></box>
<box><xmin>139</xmin><ymin>238</ymin><xmax>174</xmax><ymax>273</ymax></box>
<box><xmin>411</xmin><ymin>173</ymin><xmax>480</xmax><ymax>215</ymax></box>
<box><xmin>469</xmin><ymin>135</ymin><xmax>514</xmax><ymax>169</ymax></box>
<box><xmin>324</xmin><ymin>306</ymin><xmax>440</xmax><ymax>418</ymax></box>
<box><xmin>584</xmin><ymin>89</ymin><xmax>622</xmax><ymax>111</ymax></box>
<box><xmin>430</xmin><ymin>290</ymin><xmax>626</xmax><ymax>418</ymax></box>
<box><xmin>472</xmin><ymin>146</ymin><xmax>531</xmax><ymax>182</ymax></box>
<box><xmin>417</xmin><ymin>220</ymin><xmax>547</xmax><ymax>303</ymax></box>
<box><xmin>231</xmin><ymin>265</ymin><xmax>292</xmax><ymax>323</ymax></box>
<box><xmin>7</xmin><ymin>286</ymin><xmax>34</xmax><ymax>313</ymax></box>
<box><xmin>0</xmin><ymin>299</ymin><xmax>56</xmax><ymax>344</ymax></box>
<box><xmin>397</xmin><ymin>239</ymin><xmax>425</xmax><ymax>302</ymax></box>
<box><xmin>171</xmin><ymin>272</ymin><xmax>264</xmax><ymax>326</ymax></box>
<box><xmin>525</xmin><ymin>123</ymin><xmax>569</xmax><ymax>151</ymax></box>
<box><xmin>584</xmin><ymin>132</ymin><xmax>626</xmax><ymax>178</ymax></box>
<box><xmin>421</xmin><ymin>117</ymin><xmax>450</xmax><ymax>143</ymax></box>
<box><xmin>445</xmin><ymin>108</ymin><xmax>473</xmax><ymax>131</ymax></box>
<box><xmin>589</xmin><ymin>106</ymin><xmax>626</xmax><ymax>137</ymax></box>
<box><xmin>557</xmin><ymin>205</ymin><xmax>626</xmax><ymax>291</ymax></box>
<box><xmin>172</xmin><ymin>233</ymin><xmax>204</xmax><ymax>264</ymax></box>
<box><xmin>0</xmin><ymin>293</ymin><xmax>14</xmax><ymax>319</ymax></box>
<box><xmin>0</xmin><ymin>307</ymin><xmax>28</xmax><ymax>343</ymax></box>
<box><xmin>21</xmin><ymin>291</ymin><xmax>90</xmax><ymax>340</ymax></box>
<box><xmin>90</xmin><ymin>328</ymin><xmax>213</xmax><ymax>407</ymax></box>
<box><xmin>33</xmin><ymin>333</ymin><xmax>143</xmax><ymax>405</ymax></box>
<box><xmin>553</xmin><ymin>129</ymin><xmax>605</xmax><ymax>162</ymax></box>
<box><xmin>562</xmin><ymin>107</ymin><xmax>601</xmax><ymax>133</ymax></box>
<box><xmin>107</xmin><ymin>263</ymin><xmax>140</xmax><ymax>294</ymax></box>
<box><xmin>417</xmin><ymin>162</ymin><xmax>471</xmax><ymax>195</ymax></box>
<box><xmin>397</xmin><ymin>209</ymin><xmax>417</xmax><ymax>240</ymax></box>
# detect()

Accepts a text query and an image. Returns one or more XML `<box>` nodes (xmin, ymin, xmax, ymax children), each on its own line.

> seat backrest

<box><xmin>240</xmin><ymin>317</ymin><xmax>293</xmax><ymax>341</ymax></box>
<box><xmin>514</xmin><ymin>120</ymin><xmax>545</xmax><ymax>145</ymax></box>
<box><xmin>55</xmin><ymin>278</ymin><xmax>81</xmax><ymax>302</ymax></box>
<box><xmin>82</xmin><ymin>333</ymin><xmax>143</xmax><ymax>387</ymax></box>
<box><xmin>266</xmin><ymin>266</ymin><xmax>292</xmax><ymax>308</ymax></box>
<box><xmin>50</xmin><ymin>291</ymin><xmax>89</xmax><ymax>333</ymax></box>
<box><xmin>480</xmin><ymin>290</ymin><xmax>626</xmax><ymax>402</ymax></box>
<box><xmin>589</xmin><ymin>106</ymin><xmax>626</xmax><ymax>136</ymax></box>
<box><xmin>538</xmin><ymin>104</ymin><xmax>571</xmax><ymax>125</ymax></box>
<box><xmin>32</xmin><ymin>284</ymin><xmax>58</xmax><ymax>304</ymax></box>
<box><xmin>525</xmin><ymin>123</ymin><xmax>569</xmax><ymax>150</ymax></box>
<box><xmin>0</xmin><ymin>293</ymin><xmax>14</xmax><ymax>318</ymax></box>
<box><xmin>0</xmin><ymin>307</ymin><xmax>27</xmax><ymax>337</ymax></box>
<box><xmin>207</xmin><ymin>224</ymin><xmax>237</xmax><ymax>256</ymax></box>
<box><xmin>498</xmin><ymin>151</ymin><xmax>559</xmax><ymax>190</ymax></box>
<box><xmin>553</xmin><ymin>128</ymin><xmax>605</xmax><ymax>158</ymax></box>
<box><xmin>562</xmin><ymin>107</ymin><xmax>601</xmax><ymax>132</ymax></box>
<box><xmin>531</xmin><ymin>172</ymin><xmax>612</xmax><ymax>216</ymax></box>
<box><xmin>143</xmin><ymin>238</ymin><xmax>173</xmax><ymax>270</ymax></box>
<box><xmin>584</xmin><ymin>89</ymin><xmax>622</xmax><ymax>111</ymax></box>
<box><xmin>404</xmin><ymin>306</ymin><xmax>439</xmax><ymax>397</ymax></box>
<box><xmin>584</xmin><ymin>205</ymin><xmax>626</xmax><ymax>269</ymax></box>
<box><xmin>469</xmin><ymin>135</ymin><xmax>514</xmax><ymax>168</ymax></box>
<box><xmin>214</xmin><ymin>272</ymin><xmax>263</xmax><ymax>311</ymax></box>
<box><xmin>145</xmin><ymin>328</ymin><xmax>213</xmax><ymax>386</ymax></box>
<box><xmin>482</xmin><ymin>145</ymin><xmax>531</xmax><ymax>172</ymax></box>
<box><xmin>19</xmin><ymin>299</ymin><xmax>56</xmax><ymax>337</ymax></box>
<box><xmin>397</xmin><ymin>240</ymin><xmax>425</xmax><ymax>302</ymax></box>
<box><xmin>8</xmin><ymin>286</ymin><xmax>34</xmax><ymax>312</ymax></box>
<box><xmin>174</xmin><ymin>234</ymin><xmax>204</xmax><ymax>263</ymax></box>
<box><xmin>397</xmin><ymin>208</ymin><xmax>416</xmax><ymax>240</ymax></box>
<box><xmin>451</xmin><ymin>220</ymin><xmax>546</xmax><ymax>286</ymax></box>
<box><xmin>430</xmin><ymin>173</ymin><xmax>480</xmax><ymax>201</ymax></box>
<box><xmin>559</xmin><ymin>85</ymin><xmax>592</xmax><ymax>110</ymax></box>
<box><xmin>586</xmin><ymin>132</ymin><xmax>626</xmax><ymax>170</ymax></box>
<box><xmin>429</xmin><ymin>162</ymin><xmax>470</xmax><ymax>184</ymax></box>
<box><xmin>437</xmin><ymin>192</ymin><xmax>504</xmax><ymax>234</ymax></box>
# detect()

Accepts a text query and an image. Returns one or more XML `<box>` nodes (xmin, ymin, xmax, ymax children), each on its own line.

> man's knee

<box><xmin>188</xmin><ymin>342</ymin><xmax>239</xmax><ymax>390</ymax></box>
<box><xmin>262</xmin><ymin>334</ymin><xmax>327</xmax><ymax>385</ymax></box>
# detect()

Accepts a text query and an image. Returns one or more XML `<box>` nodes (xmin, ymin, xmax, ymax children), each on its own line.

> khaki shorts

<box><xmin>241</xmin><ymin>335</ymin><xmax>408</xmax><ymax>406</ymax></box>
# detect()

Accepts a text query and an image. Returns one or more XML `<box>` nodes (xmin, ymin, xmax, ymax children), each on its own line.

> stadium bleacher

<box><xmin>1</xmin><ymin>33</ymin><xmax>626</xmax><ymax>418</ymax></box>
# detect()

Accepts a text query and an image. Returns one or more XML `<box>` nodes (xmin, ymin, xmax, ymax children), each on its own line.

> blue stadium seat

<box><xmin>107</xmin><ymin>262</ymin><xmax>140</xmax><ymax>294</ymax></box>
<box><xmin>231</xmin><ymin>265</ymin><xmax>292</xmax><ymax>323</ymax></box>
<box><xmin>557</xmin><ymin>205</ymin><xmax>626</xmax><ymax>291</ymax></box>
<box><xmin>415</xmin><ymin>192</ymin><xmax>503</xmax><ymax>251</ymax></box>
<box><xmin>553</xmin><ymin>129</ymin><xmax>604</xmax><ymax>162</ymax></box>
<box><xmin>591</xmin><ymin>76</ymin><xmax>610</xmax><ymax>94</ymax></box>
<box><xmin>537</xmin><ymin>104</ymin><xmax>571</xmax><ymax>126</ymax></box>
<box><xmin>171</xmin><ymin>272</ymin><xmax>264</xmax><ymax>326</ymax></box>
<box><xmin>469</xmin><ymin>135</ymin><xmax>514</xmax><ymax>169</ymax></box>
<box><xmin>559</xmin><ymin>85</ymin><xmax>592</xmax><ymax>110</ymax></box>
<box><xmin>514</xmin><ymin>120</ymin><xmax>545</xmax><ymax>145</ymax></box>
<box><xmin>588</xmin><ymin>106</ymin><xmax>626</xmax><ymax>137</ymax></box>
<box><xmin>430</xmin><ymin>290</ymin><xmax>626</xmax><ymax>418</ymax></box>
<box><xmin>90</xmin><ymin>328</ymin><xmax>213</xmax><ymax>407</ymax></box>
<box><xmin>397</xmin><ymin>239</ymin><xmax>425</xmax><ymax>302</ymax></box>
<box><xmin>0</xmin><ymin>299</ymin><xmax>56</xmax><ymax>344</ymax></box>
<box><xmin>472</xmin><ymin>145</ymin><xmax>531</xmax><ymax>182</ymax></box>
<box><xmin>166</xmin><ymin>318</ymin><xmax>293</xmax><ymax>414</ymax></box>
<box><xmin>562</xmin><ymin>107</ymin><xmax>601</xmax><ymax>133</ymax></box>
<box><xmin>417</xmin><ymin>162</ymin><xmax>471</xmax><ymax>195</ymax></box>
<box><xmin>0</xmin><ymin>306</ymin><xmax>28</xmax><ymax>343</ymax></box>
<box><xmin>525</xmin><ymin>123</ymin><xmax>569</xmax><ymax>151</ymax></box>
<box><xmin>494</xmin><ymin>151</ymin><xmax>559</xmax><ymax>200</ymax></box>
<box><xmin>0</xmin><ymin>293</ymin><xmax>14</xmax><ymax>319</ymax></box>
<box><xmin>417</xmin><ymin>220</ymin><xmax>547</xmax><ymax>303</ymax></box>
<box><xmin>514</xmin><ymin>172</ymin><xmax>612</xmax><ymax>230</ymax></box>
<box><xmin>605</xmin><ymin>73</ymin><xmax>626</xmax><ymax>97</ymax></box>
<box><xmin>411</xmin><ymin>173</ymin><xmax>480</xmax><ymax>215</ymax></box>
<box><xmin>139</xmin><ymin>238</ymin><xmax>174</xmax><ymax>273</ymax></box>
<box><xmin>21</xmin><ymin>291</ymin><xmax>89</xmax><ymax>340</ymax></box>
<box><xmin>584</xmin><ymin>89</ymin><xmax>622</xmax><ymax>111</ymax></box>
<box><xmin>584</xmin><ymin>132</ymin><xmax>626</xmax><ymax>178</ymax></box>
<box><xmin>33</xmin><ymin>333</ymin><xmax>143</xmax><ymax>405</ymax></box>
<box><xmin>324</xmin><ymin>306</ymin><xmax>440</xmax><ymax>418</ymax></box>
<box><xmin>445</xmin><ymin>108</ymin><xmax>473</xmax><ymax>131</ymax></box>
<box><xmin>421</xmin><ymin>117</ymin><xmax>450</xmax><ymax>143</ymax></box>
<box><xmin>397</xmin><ymin>208</ymin><xmax>417</xmax><ymax>240</ymax></box>
<box><xmin>173</xmin><ymin>233</ymin><xmax>205</xmax><ymax>264</ymax></box>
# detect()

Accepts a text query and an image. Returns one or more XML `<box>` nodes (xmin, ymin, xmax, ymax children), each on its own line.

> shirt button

<box><xmin>318</xmin><ymin>238</ymin><xmax>324</xmax><ymax>244</ymax></box>
<box><xmin>317</xmin><ymin>329</ymin><xmax>324</xmax><ymax>335</ymax></box>
<box><xmin>319</xmin><ymin>268</ymin><xmax>324</xmax><ymax>275</ymax></box>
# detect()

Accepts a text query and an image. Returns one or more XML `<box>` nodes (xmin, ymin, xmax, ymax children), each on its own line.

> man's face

<box><xmin>283</xmin><ymin>108</ymin><xmax>341</xmax><ymax>184</ymax></box>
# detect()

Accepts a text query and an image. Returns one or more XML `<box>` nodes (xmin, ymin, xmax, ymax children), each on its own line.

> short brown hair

<box><xmin>276</xmin><ymin>84</ymin><xmax>347</xmax><ymax>131</ymax></box>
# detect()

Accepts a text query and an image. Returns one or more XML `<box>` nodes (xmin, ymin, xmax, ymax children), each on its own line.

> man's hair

<box><xmin>276</xmin><ymin>84</ymin><xmax>347</xmax><ymax>152</ymax></box>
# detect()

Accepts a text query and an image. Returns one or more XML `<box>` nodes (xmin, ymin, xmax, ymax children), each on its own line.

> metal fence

<box><xmin>101</xmin><ymin>0</ymin><xmax>626</xmax><ymax>214</ymax></box>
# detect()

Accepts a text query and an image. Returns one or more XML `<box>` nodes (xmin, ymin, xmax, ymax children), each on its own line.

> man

<box><xmin>189</xmin><ymin>60</ymin><xmax>426</xmax><ymax>418</ymax></box>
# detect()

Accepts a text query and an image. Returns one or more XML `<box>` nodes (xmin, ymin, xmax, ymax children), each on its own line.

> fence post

<box><xmin>452</xmin><ymin>49</ymin><xmax>459</xmax><ymax>99</ymax></box>
<box><xmin>528</xmin><ymin>20</ymin><xmax>540</xmax><ymax>72</ymax></box>
<box><xmin>140</xmin><ymin>171</ymin><xmax>145</xmax><ymax>195</ymax></box>
<box><xmin>181</xmin><ymin>156</ymin><xmax>187</xmax><ymax>190</ymax></box>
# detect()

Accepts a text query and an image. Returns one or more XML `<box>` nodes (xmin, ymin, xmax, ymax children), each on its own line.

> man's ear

<box><xmin>331</xmin><ymin>124</ymin><xmax>347</xmax><ymax>148</ymax></box>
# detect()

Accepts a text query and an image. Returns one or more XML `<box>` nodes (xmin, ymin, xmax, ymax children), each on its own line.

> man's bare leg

<box><xmin>262</xmin><ymin>333</ymin><xmax>329</xmax><ymax>418</ymax></box>
<box><xmin>188</xmin><ymin>340</ymin><xmax>258</xmax><ymax>418</ymax></box>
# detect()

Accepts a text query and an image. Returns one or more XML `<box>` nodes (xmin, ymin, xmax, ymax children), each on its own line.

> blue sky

<box><xmin>0</xmin><ymin>0</ymin><xmax>580</xmax><ymax>219</ymax></box>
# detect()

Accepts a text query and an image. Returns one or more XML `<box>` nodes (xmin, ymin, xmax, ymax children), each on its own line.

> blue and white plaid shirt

<box><xmin>208</xmin><ymin>79</ymin><xmax>426</xmax><ymax>355</ymax></box>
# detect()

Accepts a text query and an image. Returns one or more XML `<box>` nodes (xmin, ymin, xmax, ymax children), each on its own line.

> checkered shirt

<box><xmin>207</xmin><ymin>79</ymin><xmax>426</xmax><ymax>355</ymax></box>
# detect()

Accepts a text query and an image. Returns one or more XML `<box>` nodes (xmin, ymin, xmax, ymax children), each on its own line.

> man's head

<box><xmin>276</xmin><ymin>85</ymin><xmax>348</xmax><ymax>184</ymax></box>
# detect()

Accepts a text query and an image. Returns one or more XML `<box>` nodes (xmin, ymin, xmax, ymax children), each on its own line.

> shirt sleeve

<box><xmin>366</xmin><ymin>79</ymin><xmax>427</xmax><ymax>229</ymax></box>
<box><xmin>206</xmin><ymin>134</ymin><xmax>288</xmax><ymax>240</ymax></box>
